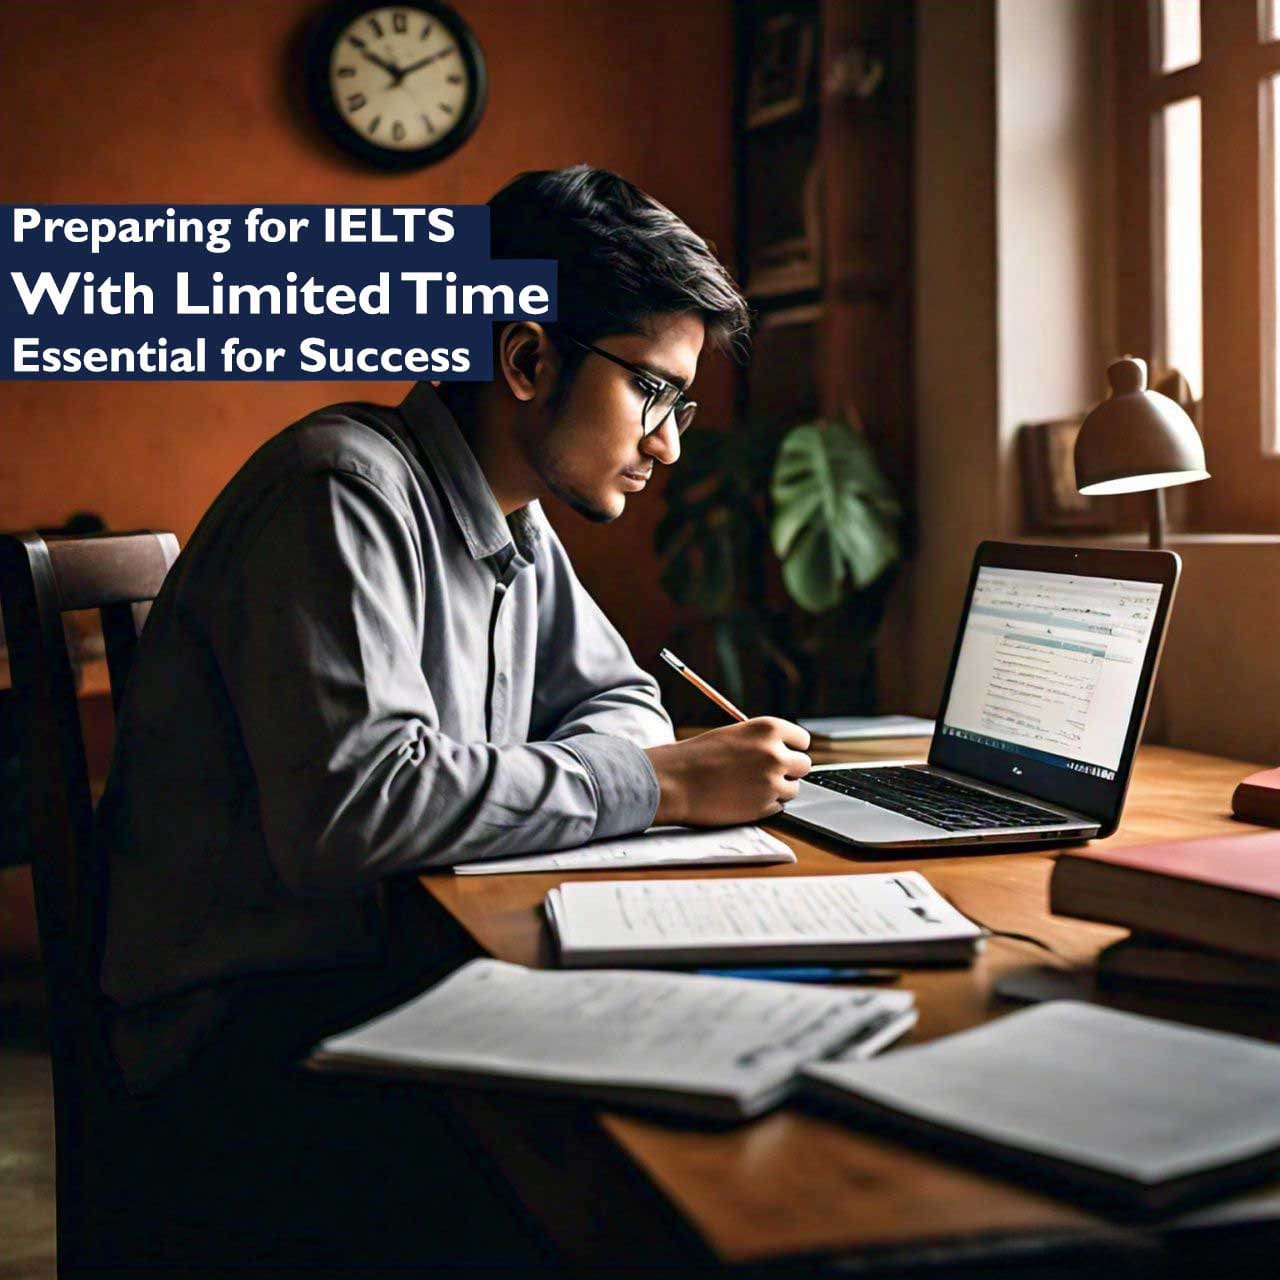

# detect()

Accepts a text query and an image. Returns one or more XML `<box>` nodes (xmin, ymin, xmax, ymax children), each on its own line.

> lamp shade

<box><xmin>1074</xmin><ymin>356</ymin><xmax>1209</xmax><ymax>496</ymax></box>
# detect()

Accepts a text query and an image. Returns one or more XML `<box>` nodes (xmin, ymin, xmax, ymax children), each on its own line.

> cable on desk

<box><xmin>976</xmin><ymin>925</ymin><xmax>1070</xmax><ymax>963</ymax></box>
<box><xmin>936</xmin><ymin>892</ymin><xmax>1072</xmax><ymax>964</ymax></box>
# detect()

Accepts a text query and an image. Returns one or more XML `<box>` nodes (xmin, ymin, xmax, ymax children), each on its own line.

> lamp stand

<box><xmin>1144</xmin><ymin>485</ymin><xmax>1170</xmax><ymax>744</ymax></box>
<box><xmin>1148</xmin><ymin>488</ymin><xmax>1166</xmax><ymax>551</ymax></box>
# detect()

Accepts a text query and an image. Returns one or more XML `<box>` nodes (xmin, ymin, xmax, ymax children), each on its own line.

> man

<box><xmin>91</xmin><ymin>166</ymin><xmax>812</xmax><ymax>1269</ymax></box>
<box><xmin>99</xmin><ymin>164</ymin><xmax>815</xmax><ymax>1084</ymax></box>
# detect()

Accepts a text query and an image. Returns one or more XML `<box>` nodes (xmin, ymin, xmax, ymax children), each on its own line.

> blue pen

<box><xmin>696</xmin><ymin>967</ymin><xmax>901</xmax><ymax>984</ymax></box>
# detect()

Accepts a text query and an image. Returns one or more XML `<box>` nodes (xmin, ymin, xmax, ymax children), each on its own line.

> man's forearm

<box><xmin>256</xmin><ymin>725</ymin><xmax>661</xmax><ymax>895</ymax></box>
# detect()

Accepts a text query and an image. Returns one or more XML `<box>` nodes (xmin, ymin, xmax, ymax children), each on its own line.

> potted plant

<box><xmin>655</xmin><ymin>417</ymin><xmax>901</xmax><ymax>720</ymax></box>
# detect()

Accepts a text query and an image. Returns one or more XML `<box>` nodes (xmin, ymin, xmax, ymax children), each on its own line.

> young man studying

<box><xmin>90</xmin><ymin>166</ymin><xmax>813</xmax><ymax>1271</ymax></box>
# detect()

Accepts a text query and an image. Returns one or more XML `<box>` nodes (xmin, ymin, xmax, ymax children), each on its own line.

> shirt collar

<box><xmin>398</xmin><ymin>381</ymin><xmax>540</xmax><ymax>565</ymax></box>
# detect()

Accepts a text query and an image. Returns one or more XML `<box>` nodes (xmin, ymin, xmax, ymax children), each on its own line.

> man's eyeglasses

<box><xmin>558</xmin><ymin>333</ymin><xmax>697</xmax><ymax>438</ymax></box>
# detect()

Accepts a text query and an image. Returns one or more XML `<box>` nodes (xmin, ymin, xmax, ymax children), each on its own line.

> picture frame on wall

<box><xmin>745</xmin><ymin>143</ymin><xmax>822</xmax><ymax>299</ymax></box>
<box><xmin>1017</xmin><ymin>418</ymin><xmax>1116</xmax><ymax>532</ymax></box>
<box><xmin>746</xmin><ymin>11</ymin><xmax>816</xmax><ymax>129</ymax></box>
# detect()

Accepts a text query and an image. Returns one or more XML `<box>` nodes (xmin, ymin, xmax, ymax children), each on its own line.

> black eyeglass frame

<box><xmin>557</xmin><ymin>332</ymin><xmax>698</xmax><ymax>438</ymax></box>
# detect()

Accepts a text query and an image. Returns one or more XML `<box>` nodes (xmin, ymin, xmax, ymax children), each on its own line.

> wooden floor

<box><xmin>0</xmin><ymin>974</ymin><xmax>56</xmax><ymax>1280</ymax></box>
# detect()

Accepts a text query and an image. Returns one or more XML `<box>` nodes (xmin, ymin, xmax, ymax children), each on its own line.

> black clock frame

<box><xmin>305</xmin><ymin>0</ymin><xmax>488</xmax><ymax>171</ymax></box>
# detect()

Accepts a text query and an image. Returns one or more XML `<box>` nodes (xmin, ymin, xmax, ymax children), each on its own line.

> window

<box><xmin>1115</xmin><ymin>0</ymin><xmax>1280</xmax><ymax>529</ymax></box>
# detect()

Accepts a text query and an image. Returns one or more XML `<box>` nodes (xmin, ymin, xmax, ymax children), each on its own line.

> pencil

<box><xmin>659</xmin><ymin>648</ymin><xmax>749</xmax><ymax>723</ymax></box>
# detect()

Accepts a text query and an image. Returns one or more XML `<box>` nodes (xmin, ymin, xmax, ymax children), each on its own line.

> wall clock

<box><xmin>307</xmin><ymin>1</ymin><xmax>488</xmax><ymax>170</ymax></box>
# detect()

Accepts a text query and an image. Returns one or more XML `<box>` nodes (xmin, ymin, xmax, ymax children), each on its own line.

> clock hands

<box><xmin>396</xmin><ymin>46</ymin><xmax>457</xmax><ymax>79</ymax></box>
<box><xmin>357</xmin><ymin>48</ymin><xmax>403</xmax><ymax>85</ymax></box>
<box><xmin>353</xmin><ymin>44</ymin><xmax>456</xmax><ymax>90</ymax></box>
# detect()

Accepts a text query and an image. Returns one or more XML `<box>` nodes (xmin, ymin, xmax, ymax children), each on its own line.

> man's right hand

<box><xmin>644</xmin><ymin>717</ymin><xmax>813</xmax><ymax>827</ymax></box>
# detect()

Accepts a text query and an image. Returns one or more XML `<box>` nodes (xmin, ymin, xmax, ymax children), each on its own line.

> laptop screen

<box><xmin>938</xmin><ymin>567</ymin><xmax>1162</xmax><ymax>781</ymax></box>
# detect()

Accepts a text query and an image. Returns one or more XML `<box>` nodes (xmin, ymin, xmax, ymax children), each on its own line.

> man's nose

<box><xmin>640</xmin><ymin>417</ymin><xmax>681</xmax><ymax>466</ymax></box>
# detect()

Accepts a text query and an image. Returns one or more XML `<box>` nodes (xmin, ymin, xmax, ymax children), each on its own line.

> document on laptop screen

<box><xmin>939</xmin><ymin>568</ymin><xmax>1161</xmax><ymax>780</ymax></box>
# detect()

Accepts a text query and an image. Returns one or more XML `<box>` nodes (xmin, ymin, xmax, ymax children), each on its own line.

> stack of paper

<box><xmin>312</xmin><ymin>958</ymin><xmax>915</xmax><ymax>1121</ymax></box>
<box><xmin>545</xmin><ymin>871</ymin><xmax>982</xmax><ymax>968</ymax></box>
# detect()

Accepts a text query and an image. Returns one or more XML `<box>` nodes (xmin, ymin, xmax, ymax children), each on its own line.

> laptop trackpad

<box><xmin>787</xmin><ymin>784</ymin><xmax>939</xmax><ymax>841</ymax></box>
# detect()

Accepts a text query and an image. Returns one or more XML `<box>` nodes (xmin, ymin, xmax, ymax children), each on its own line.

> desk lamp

<box><xmin>1074</xmin><ymin>356</ymin><xmax>1209</xmax><ymax>549</ymax></box>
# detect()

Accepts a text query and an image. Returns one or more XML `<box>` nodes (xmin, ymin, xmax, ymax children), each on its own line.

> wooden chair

<box><xmin>0</xmin><ymin>530</ymin><xmax>179</xmax><ymax>1275</ymax></box>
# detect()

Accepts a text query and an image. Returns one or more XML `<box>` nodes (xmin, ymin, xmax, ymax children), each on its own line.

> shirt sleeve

<box><xmin>527</xmin><ymin>517</ymin><xmax>674</xmax><ymax>841</ymax></box>
<box><xmin>211</xmin><ymin>469</ymin><xmax>658</xmax><ymax>897</ymax></box>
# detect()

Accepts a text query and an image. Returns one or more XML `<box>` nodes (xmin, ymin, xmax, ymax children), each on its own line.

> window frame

<box><xmin>1115</xmin><ymin>0</ymin><xmax>1280</xmax><ymax>530</ymax></box>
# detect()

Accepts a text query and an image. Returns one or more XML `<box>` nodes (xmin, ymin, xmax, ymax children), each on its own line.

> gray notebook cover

<box><xmin>804</xmin><ymin>1001</ymin><xmax>1280</xmax><ymax>1198</ymax></box>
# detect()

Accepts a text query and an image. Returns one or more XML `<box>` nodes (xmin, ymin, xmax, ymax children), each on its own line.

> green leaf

<box><xmin>770</xmin><ymin>487</ymin><xmax>820</xmax><ymax>558</ymax></box>
<box><xmin>780</xmin><ymin>521</ymin><xmax>843</xmax><ymax>613</ymax></box>
<box><xmin>770</xmin><ymin>421</ymin><xmax>901</xmax><ymax>614</ymax></box>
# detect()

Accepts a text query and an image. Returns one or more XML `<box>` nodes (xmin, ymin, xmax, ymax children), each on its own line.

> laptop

<box><xmin>784</xmin><ymin>541</ymin><xmax>1181</xmax><ymax>850</ymax></box>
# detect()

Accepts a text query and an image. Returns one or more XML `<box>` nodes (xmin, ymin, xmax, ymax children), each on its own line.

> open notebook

<box><xmin>803</xmin><ymin>1001</ymin><xmax>1280</xmax><ymax>1214</ymax></box>
<box><xmin>311</xmin><ymin>958</ymin><xmax>915</xmax><ymax>1121</ymax></box>
<box><xmin>545</xmin><ymin>871</ymin><xmax>982</xmax><ymax>968</ymax></box>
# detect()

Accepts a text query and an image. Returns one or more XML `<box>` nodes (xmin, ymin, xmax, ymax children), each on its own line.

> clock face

<box><xmin>309</xmin><ymin>1</ymin><xmax>487</xmax><ymax>169</ymax></box>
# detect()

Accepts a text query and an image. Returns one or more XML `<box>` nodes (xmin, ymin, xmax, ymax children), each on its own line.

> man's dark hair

<box><xmin>487</xmin><ymin>165</ymin><xmax>750</xmax><ymax>381</ymax></box>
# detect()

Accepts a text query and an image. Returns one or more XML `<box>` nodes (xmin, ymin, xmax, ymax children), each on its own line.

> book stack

<box><xmin>1049</xmin><ymin>831</ymin><xmax>1280</xmax><ymax>998</ymax></box>
<box><xmin>1232</xmin><ymin>766</ymin><xmax>1280</xmax><ymax>826</ymax></box>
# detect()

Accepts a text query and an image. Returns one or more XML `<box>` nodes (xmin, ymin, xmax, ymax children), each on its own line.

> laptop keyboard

<box><xmin>805</xmin><ymin>766</ymin><xmax>1069</xmax><ymax>831</ymax></box>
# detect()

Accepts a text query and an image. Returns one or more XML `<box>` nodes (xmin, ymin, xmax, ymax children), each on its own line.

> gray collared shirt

<box><xmin>97</xmin><ymin>382</ymin><xmax>671</xmax><ymax>1088</ymax></box>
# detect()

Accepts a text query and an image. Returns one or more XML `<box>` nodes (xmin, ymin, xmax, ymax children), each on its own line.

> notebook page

<box><xmin>804</xmin><ymin>1001</ymin><xmax>1280</xmax><ymax>1184</ymax></box>
<box><xmin>552</xmin><ymin>872</ymin><xmax>980</xmax><ymax>953</ymax></box>
<box><xmin>455</xmin><ymin>825</ymin><xmax>795</xmax><ymax>876</ymax></box>
<box><xmin>318</xmin><ymin>959</ymin><xmax>893</xmax><ymax>1104</ymax></box>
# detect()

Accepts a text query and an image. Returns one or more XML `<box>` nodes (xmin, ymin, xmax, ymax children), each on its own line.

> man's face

<box><xmin>526</xmin><ymin>311</ymin><xmax>705</xmax><ymax>523</ymax></box>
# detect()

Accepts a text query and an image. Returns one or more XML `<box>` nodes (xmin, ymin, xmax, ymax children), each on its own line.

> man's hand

<box><xmin>644</xmin><ymin>717</ymin><xmax>813</xmax><ymax>827</ymax></box>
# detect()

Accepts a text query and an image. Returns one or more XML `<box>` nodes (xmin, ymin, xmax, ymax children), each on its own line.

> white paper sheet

<box><xmin>454</xmin><ymin>825</ymin><xmax>795</xmax><ymax>876</ymax></box>
<box><xmin>548</xmin><ymin>871</ymin><xmax>981</xmax><ymax>954</ymax></box>
<box><xmin>317</xmin><ymin>958</ymin><xmax>906</xmax><ymax>1111</ymax></box>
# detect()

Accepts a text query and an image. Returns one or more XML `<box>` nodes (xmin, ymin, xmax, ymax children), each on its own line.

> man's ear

<box><xmin>498</xmin><ymin>322</ymin><xmax>554</xmax><ymax>403</ymax></box>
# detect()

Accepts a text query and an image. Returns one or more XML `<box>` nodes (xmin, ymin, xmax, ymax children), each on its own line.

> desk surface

<box><xmin>421</xmin><ymin>739</ymin><xmax>1280</xmax><ymax>1267</ymax></box>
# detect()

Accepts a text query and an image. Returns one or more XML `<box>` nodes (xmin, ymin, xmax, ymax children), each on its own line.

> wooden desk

<box><xmin>420</xmin><ymin>740</ymin><xmax>1280</xmax><ymax>1271</ymax></box>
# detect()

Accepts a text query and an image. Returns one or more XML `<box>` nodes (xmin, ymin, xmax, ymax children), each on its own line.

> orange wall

<box><xmin>0</xmin><ymin>0</ymin><xmax>737</xmax><ymax>666</ymax></box>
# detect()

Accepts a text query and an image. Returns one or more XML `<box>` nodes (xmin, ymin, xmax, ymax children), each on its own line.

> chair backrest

<box><xmin>0</xmin><ymin>530</ymin><xmax>178</xmax><ymax>1267</ymax></box>
<box><xmin>0</xmin><ymin>530</ymin><xmax>179</xmax><ymax>989</ymax></box>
